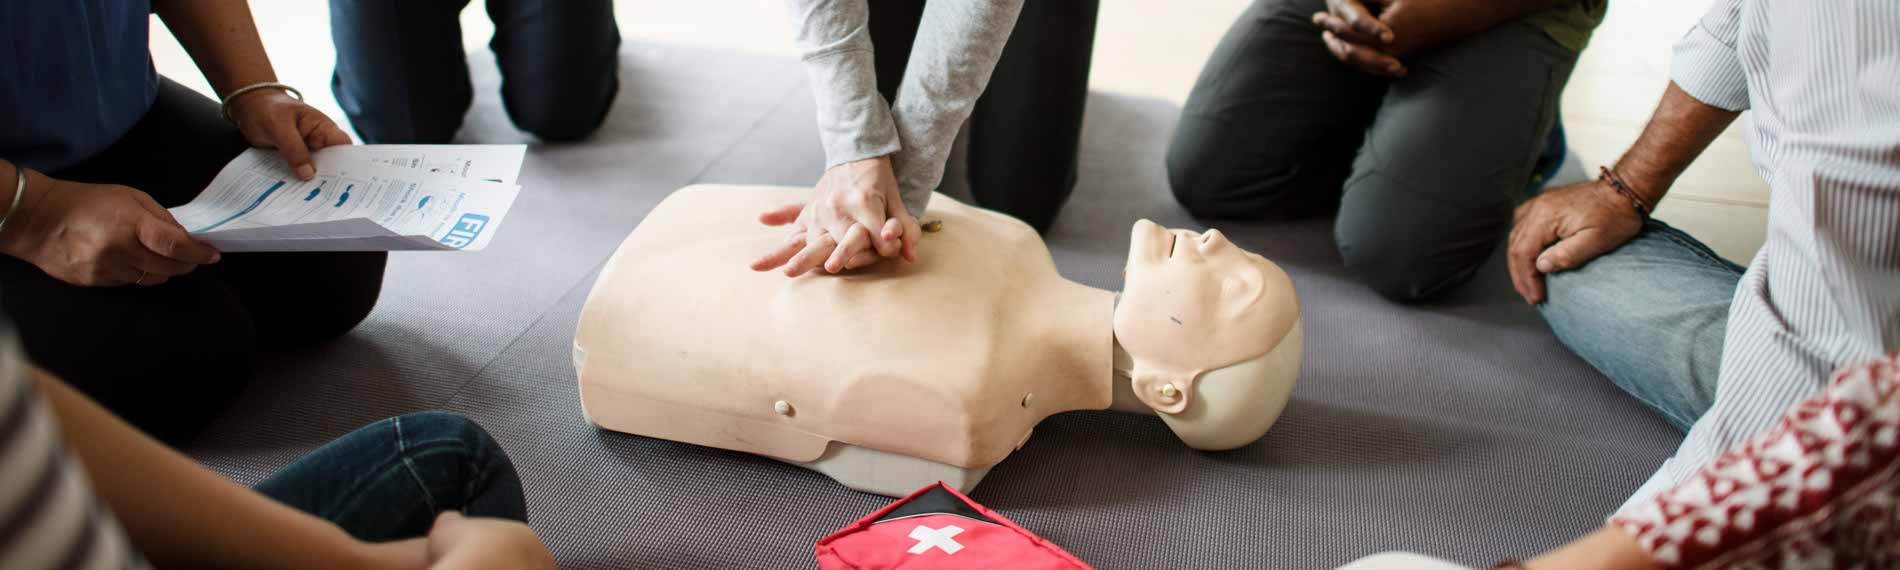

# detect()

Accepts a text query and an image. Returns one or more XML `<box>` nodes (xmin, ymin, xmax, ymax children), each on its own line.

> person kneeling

<box><xmin>0</xmin><ymin>1</ymin><xmax>387</xmax><ymax>442</ymax></box>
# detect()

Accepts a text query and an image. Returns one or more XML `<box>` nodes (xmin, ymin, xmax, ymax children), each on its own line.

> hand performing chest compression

<box><xmin>749</xmin><ymin>156</ymin><xmax>922</xmax><ymax>276</ymax></box>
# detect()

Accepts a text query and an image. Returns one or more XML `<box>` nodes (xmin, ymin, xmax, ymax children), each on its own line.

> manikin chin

<box><xmin>574</xmin><ymin>185</ymin><xmax>1302</xmax><ymax>496</ymax></box>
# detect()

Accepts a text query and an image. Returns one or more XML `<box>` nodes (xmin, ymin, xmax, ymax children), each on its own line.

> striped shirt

<box><xmin>1615</xmin><ymin>0</ymin><xmax>1900</xmax><ymax>516</ymax></box>
<box><xmin>0</xmin><ymin>334</ymin><xmax>145</xmax><ymax>569</ymax></box>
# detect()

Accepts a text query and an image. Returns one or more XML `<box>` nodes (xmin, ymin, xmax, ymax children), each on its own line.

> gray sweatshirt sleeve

<box><xmin>785</xmin><ymin>0</ymin><xmax>902</xmax><ymax>169</ymax></box>
<box><xmin>787</xmin><ymin>0</ymin><xmax>1025</xmax><ymax>216</ymax></box>
<box><xmin>888</xmin><ymin>0</ymin><xmax>1024</xmax><ymax>216</ymax></box>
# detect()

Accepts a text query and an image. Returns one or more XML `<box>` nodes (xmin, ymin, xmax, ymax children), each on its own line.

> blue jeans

<box><xmin>328</xmin><ymin>0</ymin><xmax>621</xmax><ymax>143</ymax></box>
<box><xmin>1537</xmin><ymin>220</ymin><xmax>1745</xmax><ymax>431</ymax></box>
<box><xmin>254</xmin><ymin>412</ymin><xmax>526</xmax><ymax>541</ymax></box>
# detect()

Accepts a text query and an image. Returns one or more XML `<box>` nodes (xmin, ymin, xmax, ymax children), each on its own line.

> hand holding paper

<box><xmin>169</xmin><ymin>145</ymin><xmax>527</xmax><ymax>252</ymax></box>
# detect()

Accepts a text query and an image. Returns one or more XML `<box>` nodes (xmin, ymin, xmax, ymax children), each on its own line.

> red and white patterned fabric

<box><xmin>1612</xmin><ymin>352</ymin><xmax>1900</xmax><ymax>568</ymax></box>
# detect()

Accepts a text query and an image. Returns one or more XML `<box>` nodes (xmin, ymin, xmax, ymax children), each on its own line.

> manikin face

<box><xmin>1114</xmin><ymin>220</ymin><xmax>1299</xmax><ymax>416</ymax></box>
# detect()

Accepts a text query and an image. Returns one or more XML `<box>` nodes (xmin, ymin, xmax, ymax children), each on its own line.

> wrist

<box><xmin>338</xmin><ymin>535</ymin><xmax>428</xmax><ymax>570</ymax></box>
<box><xmin>1597</xmin><ymin>167</ymin><xmax>1654</xmax><ymax>220</ymax></box>
<box><xmin>1608</xmin><ymin>154</ymin><xmax>1676</xmax><ymax>207</ymax></box>
<box><xmin>0</xmin><ymin>166</ymin><xmax>49</xmax><ymax>262</ymax></box>
<box><xmin>220</xmin><ymin>82</ymin><xmax>303</xmax><ymax>123</ymax></box>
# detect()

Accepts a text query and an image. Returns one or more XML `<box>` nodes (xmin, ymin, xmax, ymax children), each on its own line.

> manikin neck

<box><xmin>1106</xmin><ymin>293</ymin><xmax>1155</xmax><ymax>415</ymax></box>
<box><xmin>1108</xmin><ymin>338</ymin><xmax>1154</xmax><ymax>415</ymax></box>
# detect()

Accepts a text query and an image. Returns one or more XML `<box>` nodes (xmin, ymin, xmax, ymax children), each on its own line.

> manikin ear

<box><xmin>1131</xmin><ymin>368</ymin><xmax>1195</xmax><ymax>415</ymax></box>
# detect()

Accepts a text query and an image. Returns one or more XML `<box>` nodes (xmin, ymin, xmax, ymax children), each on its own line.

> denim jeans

<box><xmin>328</xmin><ymin>0</ymin><xmax>621</xmax><ymax>143</ymax></box>
<box><xmin>254</xmin><ymin>412</ymin><xmax>527</xmax><ymax>541</ymax></box>
<box><xmin>1537</xmin><ymin>220</ymin><xmax>1745</xmax><ymax>431</ymax></box>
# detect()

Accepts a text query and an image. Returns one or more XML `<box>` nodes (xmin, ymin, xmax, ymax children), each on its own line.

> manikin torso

<box><xmin>575</xmin><ymin>185</ymin><xmax>1300</xmax><ymax>496</ymax></box>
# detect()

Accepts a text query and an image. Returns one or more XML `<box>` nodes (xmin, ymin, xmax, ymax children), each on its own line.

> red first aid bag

<box><xmin>816</xmin><ymin>482</ymin><xmax>1093</xmax><ymax>570</ymax></box>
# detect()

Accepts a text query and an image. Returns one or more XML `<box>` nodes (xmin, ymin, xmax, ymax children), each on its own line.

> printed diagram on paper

<box><xmin>169</xmin><ymin>145</ymin><xmax>526</xmax><ymax>252</ymax></box>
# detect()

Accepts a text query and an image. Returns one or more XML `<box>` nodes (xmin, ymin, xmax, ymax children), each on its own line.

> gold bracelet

<box><xmin>219</xmin><ymin>82</ymin><xmax>304</xmax><ymax>123</ymax></box>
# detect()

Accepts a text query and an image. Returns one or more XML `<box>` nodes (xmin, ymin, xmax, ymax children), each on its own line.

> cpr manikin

<box><xmin>574</xmin><ymin>185</ymin><xmax>1302</xmax><ymax>496</ymax></box>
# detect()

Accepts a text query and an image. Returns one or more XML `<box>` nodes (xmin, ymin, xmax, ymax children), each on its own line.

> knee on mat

<box><xmin>1167</xmin><ymin>152</ymin><xmax>1272</xmax><ymax>220</ymax></box>
<box><xmin>504</xmin><ymin>82</ymin><xmax>615</xmax><ymax>142</ymax></box>
<box><xmin>1337</xmin><ymin>232</ymin><xmax>1483</xmax><ymax>303</ymax></box>
<box><xmin>1165</xmin><ymin>125</ymin><xmax>1307</xmax><ymax>220</ymax></box>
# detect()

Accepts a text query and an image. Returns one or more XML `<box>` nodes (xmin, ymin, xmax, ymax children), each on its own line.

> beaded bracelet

<box><xmin>1598</xmin><ymin>166</ymin><xmax>1654</xmax><ymax>220</ymax></box>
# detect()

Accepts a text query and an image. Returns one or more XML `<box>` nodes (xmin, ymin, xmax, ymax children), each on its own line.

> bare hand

<box><xmin>1314</xmin><ymin>0</ymin><xmax>1406</xmax><ymax>77</ymax></box>
<box><xmin>425</xmin><ymin>512</ymin><xmax>554</xmax><ymax>570</ymax></box>
<box><xmin>749</xmin><ymin>157</ymin><xmax>919</xmax><ymax>276</ymax></box>
<box><xmin>226</xmin><ymin>89</ymin><xmax>352</xmax><ymax>180</ymax></box>
<box><xmin>6</xmin><ymin>176</ymin><xmax>220</xmax><ymax>287</ymax></box>
<box><xmin>1507</xmin><ymin>180</ymin><xmax>1645</xmax><ymax>305</ymax></box>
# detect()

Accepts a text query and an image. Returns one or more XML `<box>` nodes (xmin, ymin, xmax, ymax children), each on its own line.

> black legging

<box><xmin>869</xmin><ymin>0</ymin><xmax>1100</xmax><ymax>233</ymax></box>
<box><xmin>0</xmin><ymin>79</ymin><xmax>387</xmax><ymax>443</ymax></box>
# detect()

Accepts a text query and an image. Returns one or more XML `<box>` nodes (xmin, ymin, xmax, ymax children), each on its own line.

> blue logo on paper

<box><xmin>440</xmin><ymin>213</ymin><xmax>490</xmax><ymax>249</ymax></box>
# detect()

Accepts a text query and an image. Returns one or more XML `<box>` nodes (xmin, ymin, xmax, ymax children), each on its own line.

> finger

<box><xmin>870</xmin><ymin>216</ymin><xmax>900</xmax><ymax>258</ymax></box>
<box><xmin>888</xmin><ymin>203</ymin><xmax>921</xmax><ymax>263</ymax></box>
<box><xmin>750</xmin><ymin>232</ymin><xmax>807</xmax><ymax>272</ymax></box>
<box><xmin>1324</xmin><ymin>32</ymin><xmax>1407</xmax><ymax>77</ymax></box>
<box><xmin>843</xmin><ymin>249</ymin><xmax>880</xmax><ymax>270</ymax></box>
<box><xmin>126</xmin><ymin>189</ymin><xmax>189</xmax><ymax>229</ymax></box>
<box><xmin>831</xmin><ymin>190</ymin><xmax>891</xmax><ymax>255</ymax></box>
<box><xmin>758</xmin><ymin>203</ymin><xmax>805</xmax><ymax>226</ymax></box>
<box><xmin>1312</xmin><ymin>12</ymin><xmax>1384</xmax><ymax>45</ymax></box>
<box><xmin>127</xmin><ymin>247</ymin><xmax>196</xmax><ymax>278</ymax></box>
<box><xmin>266</xmin><ymin>116</ymin><xmax>317</xmax><ymax>180</ymax></box>
<box><xmin>86</xmin><ymin>253</ymin><xmax>147</xmax><ymax>287</ymax></box>
<box><xmin>1506</xmin><ymin>216</ymin><xmax>1560</xmax><ymax>305</ymax></box>
<box><xmin>1327</xmin><ymin>0</ymin><xmax>1393</xmax><ymax>43</ymax></box>
<box><xmin>137</xmin><ymin>217</ymin><xmax>220</xmax><ymax>265</ymax></box>
<box><xmin>1536</xmin><ymin>228</ymin><xmax>1621</xmax><ymax>275</ymax></box>
<box><xmin>784</xmin><ymin>233</ymin><xmax>837</xmax><ymax>277</ymax></box>
<box><xmin>301</xmin><ymin>112</ymin><xmax>352</xmax><ymax>151</ymax></box>
<box><xmin>878</xmin><ymin>217</ymin><xmax>904</xmax><ymax>251</ymax></box>
<box><xmin>825</xmin><ymin>224</ymin><xmax>872</xmax><ymax>273</ymax></box>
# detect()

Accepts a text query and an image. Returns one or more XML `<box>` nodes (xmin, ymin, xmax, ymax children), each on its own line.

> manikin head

<box><xmin>1114</xmin><ymin>220</ymin><xmax>1302</xmax><ymax>450</ymax></box>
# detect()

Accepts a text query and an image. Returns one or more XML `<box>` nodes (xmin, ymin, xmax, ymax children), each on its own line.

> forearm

<box><xmin>888</xmin><ymin>0</ymin><xmax>1026</xmax><ymax>214</ymax></box>
<box><xmin>1609</xmin><ymin>81</ymin><xmax>1741</xmax><ymax>204</ymax></box>
<box><xmin>785</xmin><ymin>0</ymin><xmax>902</xmax><ymax>168</ymax></box>
<box><xmin>29</xmin><ymin>368</ymin><xmax>416</xmax><ymax>570</ymax></box>
<box><xmin>1385</xmin><ymin>0</ymin><xmax>1566</xmax><ymax>55</ymax></box>
<box><xmin>151</xmin><ymin>0</ymin><xmax>278</xmax><ymax>97</ymax></box>
<box><xmin>1523</xmin><ymin>526</ymin><xmax>1660</xmax><ymax>570</ymax></box>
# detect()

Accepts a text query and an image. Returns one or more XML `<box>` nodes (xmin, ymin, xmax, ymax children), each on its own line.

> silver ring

<box><xmin>134</xmin><ymin>272</ymin><xmax>148</xmax><ymax>286</ymax></box>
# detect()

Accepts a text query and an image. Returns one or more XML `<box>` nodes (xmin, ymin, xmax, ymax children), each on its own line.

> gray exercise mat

<box><xmin>185</xmin><ymin>42</ymin><xmax>1682</xmax><ymax>569</ymax></box>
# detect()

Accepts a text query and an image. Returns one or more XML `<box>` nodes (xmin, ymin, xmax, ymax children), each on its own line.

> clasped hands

<box><xmin>750</xmin><ymin>156</ymin><xmax>920</xmax><ymax>276</ymax></box>
<box><xmin>1312</xmin><ymin>0</ymin><xmax>1463</xmax><ymax>78</ymax></box>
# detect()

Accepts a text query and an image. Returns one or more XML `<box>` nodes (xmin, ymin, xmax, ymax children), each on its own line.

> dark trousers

<box><xmin>329</xmin><ymin>0</ymin><xmax>622</xmax><ymax>143</ymax></box>
<box><xmin>257</xmin><ymin>412</ymin><xmax>528</xmax><ymax>540</ymax></box>
<box><xmin>869</xmin><ymin>0</ymin><xmax>1099</xmax><ymax>232</ymax></box>
<box><xmin>1167</xmin><ymin>0</ymin><xmax>1578</xmax><ymax>301</ymax></box>
<box><xmin>0</xmin><ymin>79</ymin><xmax>388</xmax><ymax>443</ymax></box>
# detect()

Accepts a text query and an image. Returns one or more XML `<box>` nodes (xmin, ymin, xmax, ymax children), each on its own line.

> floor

<box><xmin>151</xmin><ymin>0</ymin><xmax>1769</xmax><ymax>263</ymax></box>
<box><xmin>140</xmin><ymin>4</ymin><xmax>1698</xmax><ymax>568</ymax></box>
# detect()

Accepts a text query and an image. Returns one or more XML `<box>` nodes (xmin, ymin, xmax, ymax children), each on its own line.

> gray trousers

<box><xmin>1167</xmin><ymin>0</ymin><xmax>1579</xmax><ymax>301</ymax></box>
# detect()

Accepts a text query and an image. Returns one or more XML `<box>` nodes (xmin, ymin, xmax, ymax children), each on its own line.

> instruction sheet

<box><xmin>169</xmin><ymin>145</ymin><xmax>526</xmax><ymax>252</ymax></box>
